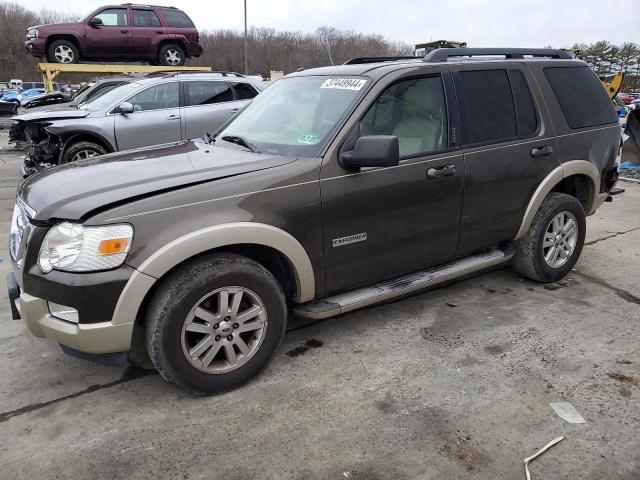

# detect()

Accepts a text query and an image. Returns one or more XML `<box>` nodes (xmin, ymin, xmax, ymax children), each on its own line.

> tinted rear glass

<box><xmin>544</xmin><ymin>66</ymin><xmax>617</xmax><ymax>129</ymax></box>
<box><xmin>509</xmin><ymin>70</ymin><xmax>537</xmax><ymax>136</ymax></box>
<box><xmin>186</xmin><ymin>81</ymin><xmax>233</xmax><ymax>106</ymax></box>
<box><xmin>160</xmin><ymin>9</ymin><xmax>195</xmax><ymax>28</ymax></box>
<box><xmin>133</xmin><ymin>9</ymin><xmax>161</xmax><ymax>27</ymax></box>
<box><xmin>233</xmin><ymin>82</ymin><xmax>259</xmax><ymax>100</ymax></box>
<box><xmin>458</xmin><ymin>69</ymin><xmax>516</xmax><ymax>145</ymax></box>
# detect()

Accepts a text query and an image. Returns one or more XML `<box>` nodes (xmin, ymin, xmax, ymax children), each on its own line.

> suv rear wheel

<box><xmin>158</xmin><ymin>44</ymin><xmax>186</xmax><ymax>66</ymax></box>
<box><xmin>61</xmin><ymin>141</ymin><xmax>107</xmax><ymax>164</ymax></box>
<box><xmin>514</xmin><ymin>192</ymin><xmax>586</xmax><ymax>282</ymax></box>
<box><xmin>47</xmin><ymin>39</ymin><xmax>79</xmax><ymax>64</ymax></box>
<box><xmin>145</xmin><ymin>253</ymin><xmax>287</xmax><ymax>395</ymax></box>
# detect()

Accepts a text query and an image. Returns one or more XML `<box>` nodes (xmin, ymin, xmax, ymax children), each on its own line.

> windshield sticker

<box><xmin>297</xmin><ymin>133</ymin><xmax>320</xmax><ymax>144</ymax></box>
<box><xmin>320</xmin><ymin>78</ymin><xmax>367</xmax><ymax>91</ymax></box>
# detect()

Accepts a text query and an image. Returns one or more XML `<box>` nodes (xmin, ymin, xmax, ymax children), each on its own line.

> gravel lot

<box><xmin>1</xmin><ymin>131</ymin><xmax>639</xmax><ymax>479</ymax></box>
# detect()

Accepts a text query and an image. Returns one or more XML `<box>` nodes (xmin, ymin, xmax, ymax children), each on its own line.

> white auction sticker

<box><xmin>320</xmin><ymin>78</ymin><xmax>367</xmax><ymax>90</ymax></box>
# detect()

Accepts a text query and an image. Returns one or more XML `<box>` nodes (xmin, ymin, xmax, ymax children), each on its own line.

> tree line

<box><xmin>0</xmin><ymin>1</ymin><xmax>639</xmax><ymax>93</ymax></box>
<box><xmin>573</xmin><ymin>41</ymin><xmax>640</xmax><ymax>92</ymax></box>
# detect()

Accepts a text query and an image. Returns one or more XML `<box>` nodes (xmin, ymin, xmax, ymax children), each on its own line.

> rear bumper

<box><xmin>18</xmin><ymin>292</ymin><xmax>134</xmax><ymax>354</ymax></box>
<box><xmin>186</xmin><ymin>41</ymin><xmax>203</xmax><ymax>57</ymax></box>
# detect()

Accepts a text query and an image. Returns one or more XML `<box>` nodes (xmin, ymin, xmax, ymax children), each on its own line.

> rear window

<box><xmin>544</xmin><ymin>66</ymin><xmax>617</xmax><ymax>129</ymax></box>
<box><xmin>186</xmin><ymin>81</ymin><xmax>233</xmax><ymax>106</ymax></box>
<box><xmin>233</xmin><ymin>82</ymin><xmax>259</xmax><ymax>100</ymax></box>
<box><xmin>160</xmin><ymin>8</ymin><xmax>195</xmax><ymax>28</ymax></box>
<box><xmin>457</xmin><ymin>69</ymin><xmax>517</xmax><ymax>145</ymax></box>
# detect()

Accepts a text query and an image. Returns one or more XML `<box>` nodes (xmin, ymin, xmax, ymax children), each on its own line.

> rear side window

<box><xmin>186</xmin><ymin>81</ymin><xmax>233</xmax><ymax>106</ymax></box>
<box><xmin>133</xmin><ymin>9</ymin><xmax>162</xmax><ymax>27</ymax></box>
<box><xmin>457</xmin><ymin>70</ymin><xmax>516</xmax><ymax>145</ymax></box>
<box><xmin>509</xmin><ymin>70</ymin><xmax>537</xmax><ymax>136</ymax></box>
<box><xmin>160</xmin><ymin>9</ymin><xmax>195</xmax><ymax>28</ymax></box>
<box><xmin>544</xmin><ymin>66</ymin><xmax>617</xmax><ymax>129</ymax></box>
<box><xmin>233</xmin><ymin>83</ymin><xmax>259</xmax><ymax>100</ymax></box>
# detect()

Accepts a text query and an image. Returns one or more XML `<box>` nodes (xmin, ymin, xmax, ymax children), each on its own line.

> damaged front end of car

<box><xmin>21</xmin><ymin>121</ymin><xmax>64</xmax><ymax>177</ymax></box>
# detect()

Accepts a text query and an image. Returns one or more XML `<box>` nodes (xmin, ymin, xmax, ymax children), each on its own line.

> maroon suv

<box><xmin>25</xmin><ymin>4</ymin><xmax>203</xmax><ymax>66</ymax></box>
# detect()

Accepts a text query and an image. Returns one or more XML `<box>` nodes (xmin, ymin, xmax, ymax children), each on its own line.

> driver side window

<box><xmin>360</xmin><ymin>75</ymin><xmax>447</xmax><ymax>158</ymax></box>
<box><xmin>94</xmin><ymin>8</ymin><xmax>128</xmax><ymax>26</ymax></box>
<box><xmin>127</xmin><ymin>82</ymin><xmax>179</xmax><ymax>112</ymax></box>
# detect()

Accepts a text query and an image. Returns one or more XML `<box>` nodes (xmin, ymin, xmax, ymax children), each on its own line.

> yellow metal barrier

<box><xmin>37</xmin><ymin>63</ymin><xmax>212</xmax><ymax>91</ymax></box>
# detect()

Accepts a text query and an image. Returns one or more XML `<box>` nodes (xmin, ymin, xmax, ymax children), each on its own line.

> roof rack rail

<box><xmin>344</xmin><ymin>56</ymin><xmax>417</xmax><ymax>65</ymax></box>
<box><xmin>423</xmin><ymin>48</ymin><xmax>574</xmax><ymax>62</ymax></box>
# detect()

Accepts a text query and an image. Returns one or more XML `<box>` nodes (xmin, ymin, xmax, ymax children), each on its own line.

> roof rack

<box><xmin>144</xmin><ymin>70</ymin><xmax>244</xmax><ymax>78</ymax></box>
<box><xmin>423</xmin><ymin>48</ymin><xmax>574</xmax><ymax>62</ymax></box>
<box><xmin>344</xmin><ymin>56</ymin><xmax>417</xmax><ymax>65</ymax></box>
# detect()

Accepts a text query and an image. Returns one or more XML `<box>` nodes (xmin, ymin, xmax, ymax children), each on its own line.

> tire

<box><xmin>61</xmin><ymin>141</ymin><xmax>107</xmax><ymax>164</ymax></box>
<box><xmin>145</xmin><ymin>253</ymin><xmax>287</xmax><ymax>395</ymax></box>
<box><xmin>158</xmin><ymin>44</ymin><xmax>186</xmax><ymax>66</ymax></box>
<box><xmin>46</xmin><ymin>39</ymin><xmax>79</xmax><ymax>64</ymax></box>
<box><xmin>514</xmin><ymin>192</ymin><xmax>586</xmax><ymax>283</ymax></box>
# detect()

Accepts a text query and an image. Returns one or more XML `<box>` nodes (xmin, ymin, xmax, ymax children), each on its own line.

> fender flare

<box><xmin>111</xmin><ymin>223</ymin><xmax>316</xmax><ymax>325</ymax></box>
<box><xmin>514</xmin><ymin>160</ymin><xmax>601</xmax><ymax>240</ymax></box>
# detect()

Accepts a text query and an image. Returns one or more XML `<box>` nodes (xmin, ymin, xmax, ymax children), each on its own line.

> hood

<box><xmin>30</xmin><ymin>22</ymin><xmax>81</xmax><ymax>32</ymax></box>
<box><xmin>19</xmin><ymin>139</ymin><xmax>296</xmax><ymax>222</ymax></box>
<box><xmin>12</xmin><ymin>108</ymin><xmax>89</xmax><ymax>122</ymax></box>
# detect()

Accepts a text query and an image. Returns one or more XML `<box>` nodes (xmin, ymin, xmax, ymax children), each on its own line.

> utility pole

<box><xmin>244</xmin><ymin>0</ymin><xmax>248</xmax><ymax>75</ymax></box>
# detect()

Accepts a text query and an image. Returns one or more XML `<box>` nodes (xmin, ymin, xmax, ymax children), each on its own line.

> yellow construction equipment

<box><xmin>413</xmin><ymin>40</ymin><xmax>467</xmax><ymax>57</ymax></box>
<box><xmin>601</xmin><ymin>71</ymin><xmax>625</xmax><ymax>99</ymax></box>
<box><xmin>37</xmin><ymin>63</ymin><xmax>212</xmax><ymax>91</ymax></box>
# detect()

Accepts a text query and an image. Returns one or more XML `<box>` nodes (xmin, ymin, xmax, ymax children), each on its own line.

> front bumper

<box><xmin>187</xmin><ymin>41</ymin><xmax>204</xmax><ymax>57</ymax></box>
<box><xmin>24</xmin><ymin>38</ymin><xmax>46</xmax><ymax>57</ymax></box>
<box><xmin>16</xmin><ymin>290</ymin><xmax>134</xmax><ymax>354</ymax></box>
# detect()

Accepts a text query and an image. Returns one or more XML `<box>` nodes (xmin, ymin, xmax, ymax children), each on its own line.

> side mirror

<box><xmin>89</xmin><ymin>17</ymin><xmax>103</xmax><ymax>26</ymax></box>
<box><xmin>116</xmin><ymin>101</ymin><xmax>134</xmax><ymax>114</ymax></box>
<box><xmin>339</xmin><ymin>135</ymin><xmax>400</xmax><ymax>169</ymax></box>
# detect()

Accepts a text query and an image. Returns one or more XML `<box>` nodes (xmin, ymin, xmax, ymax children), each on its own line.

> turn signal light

<box><xmin>98</xmin><ymin>238</ymin><xmax>130</xmax><ymax>256</ymax></box>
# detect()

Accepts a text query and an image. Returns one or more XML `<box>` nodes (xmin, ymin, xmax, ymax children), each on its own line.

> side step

<box><xmin>294</xmin><ymin>245</ymin><xmax>514</xmax><ymax>320</ymax></box>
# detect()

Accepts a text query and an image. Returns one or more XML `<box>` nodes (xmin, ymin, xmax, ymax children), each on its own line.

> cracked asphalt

<box><xmin>1</xmin><ymin>131</ymin><xmax>639</xmax><ymax>479</ymax></box>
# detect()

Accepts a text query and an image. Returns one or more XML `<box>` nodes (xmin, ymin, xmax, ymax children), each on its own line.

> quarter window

<box><xmin>360</xmin><ymin>76</ymin><xmax>447</xmax><ymax>158</ymax></box>
<box><xmin>186</xmin><ymin>81</ymin><xmax>233</xmax><ymax>106</ymax></box>
<box><xmin>160</xmin><ymin>9</ymin><xmax>195</xmax><ymax>28</ymax></box>
<box><xmin>544</xmin><ymin>66</ymin><xmax>618</xmax><ymax>129</ymax></box>
<box><xmin>94</xmin><ymin>8</ymin><xmax>128</xmax><ymax>27</ymax></box>
<box><xmin>233</xmin><ymin>83</ymin><xmax>259</xmax><ymax>100</ymax></box>
<box><xmin>133</xmin><ymin>9</ymin><xmax>161</xmax><ymax>27</ymax></box>
<box><xmin>127</xmin><ymin>82</ymin><xmax>179</xmax><ymax>111</ymax></box>
<box><xmin>509</xmin><ymin>70</ymin><xmax>537</xmax><ymax>136</ymax></box>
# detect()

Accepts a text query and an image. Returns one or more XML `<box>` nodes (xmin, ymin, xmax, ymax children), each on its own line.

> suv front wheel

<box><xmin>145</xmin><ymin>253</ymin><xmax>287</xmax><ymax>395</ymax></box>
<box><xmin>514</xmin><ymin>192</ymin><xmax>586</xmax><ymax>283</ymax></box>
<box><xmin>47</xmin><ymin>39</ymin><xmax>79</xmax><ymax>64</ymax></box>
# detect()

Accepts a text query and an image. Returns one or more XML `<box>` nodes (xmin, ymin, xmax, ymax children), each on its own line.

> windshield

<box><xmin>216</xmin><ymin>76</ymin><xmax>368</xmax><ymax>157</ymax></box>
<box><xmin>79</xmin><ymin>82</ymin><xmax>140</xmax><ymax>112</ymax></box>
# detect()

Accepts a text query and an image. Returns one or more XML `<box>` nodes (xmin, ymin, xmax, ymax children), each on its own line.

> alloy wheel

<box><xmin>71</xmin><ymin>149</ymin><xmax>99</xmax><ymax>162</ymax></box>
<box><xmin>181</xmin><ymin>286</ymin><xmax>268</xmax><ymax>374</ymax></box>
<box><xmin>165</xmin><ymin>49</ymin><xmax>182</xmax><ymax>66</ymax></box>
<box><xmin>542</xmin><ymin>211</ymin><xmax>578</xmax><ymax>268</ymax></box>
<box><xmin>54</xmin><ymin>45</ymin><xmax>74</xmax><ymax>63</ymax></box>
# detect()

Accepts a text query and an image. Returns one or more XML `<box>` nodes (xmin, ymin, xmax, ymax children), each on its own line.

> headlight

<box><xmin>38</xmin><ymin>222</ymin><xmax>133</xmax><ymax>273</ymax></box>
<box><xmin>26</xmin><ymin>28</ymin><xmax>38</xmax><ymax>39</ymax></box>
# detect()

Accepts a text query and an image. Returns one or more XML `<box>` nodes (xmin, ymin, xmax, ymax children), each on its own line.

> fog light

<box><xmin>48</xmin><ymin>302</ymin><xmax>79</xmax><ymax>323</ymax></box>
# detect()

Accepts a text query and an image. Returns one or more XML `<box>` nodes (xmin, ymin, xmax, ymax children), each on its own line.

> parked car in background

<box><xmin>617</xmin><ymin>92</ymin><xmax>633</xmax><ymax>105</ymax></box>
<box><xmin>25</xmin><ymin>4</ymin><xmax>203</xmax><ymax>66</ymax></box>
<box><xmin>14</xmin><ymin>72</ymin><xmax>264</xmax><ymax>175</ymax></box>
<box><xmin>0</xmin><ymin>82</ymin><xmax>9</xmax><ymax>93</ymax></box>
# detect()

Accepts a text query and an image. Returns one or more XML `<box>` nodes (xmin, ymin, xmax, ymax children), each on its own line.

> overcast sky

<box><xmin>24</xmin><ymin>0</ymin><xmax>640</xmax><ymax>47</ymax></box>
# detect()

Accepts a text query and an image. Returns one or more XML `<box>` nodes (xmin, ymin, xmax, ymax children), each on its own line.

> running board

<box><xmin>294</xmin><ymin>245</ymin><xmax>514</xmax><ymax>320</ymax></box>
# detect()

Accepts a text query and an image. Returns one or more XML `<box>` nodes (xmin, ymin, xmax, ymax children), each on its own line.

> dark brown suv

<box><xmin>25</xmin><ymin>4</ymin><xmax>202</xmax><ymax>66</ymax></box>
<box><xmin>7</xmin><ymin>49</ymin><xmax>622</xmax><ymax>394</ymax></box>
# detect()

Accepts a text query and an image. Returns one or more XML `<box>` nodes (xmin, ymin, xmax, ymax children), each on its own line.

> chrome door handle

<box><xmin>231</xmin><ymin>108</ymin><xmax>240</xmax><ymax>113</ymax></box>
<box><xmin>427</xmin><ymin>164</ymin><xmax>456</xmax><ymax>179</ymax></box>
<box><xmin>167</xmin><ymin>115</ymin><xmax>181</xmax><ymax>121</ymax></box>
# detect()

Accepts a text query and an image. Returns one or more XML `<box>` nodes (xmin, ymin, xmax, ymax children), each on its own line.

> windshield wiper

<box><xmin>220</xmin><ymin>135</ymin><xmax>260</xmax><ymax>153</ymax></box>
